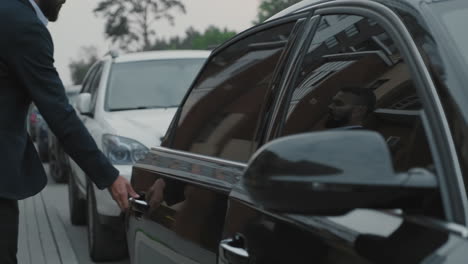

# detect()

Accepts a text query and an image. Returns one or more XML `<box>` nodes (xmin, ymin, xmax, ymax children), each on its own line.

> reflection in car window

<box><xmin>281</xmin><ymin>15</ymin><xmax>433</xmax><ymax>172</ymax></box>
<box><xmin>173</xmin><ymin>22</ymin><xmax>296</xmax><ymax>162</ymax></box>
<box><xmin>106</xmin><ymin>59</ymin><xmax>206</xmax><ymax>111</ymax></box>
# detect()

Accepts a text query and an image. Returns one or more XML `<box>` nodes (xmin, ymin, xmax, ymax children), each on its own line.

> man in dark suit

<box><xmin>0</xmin><ymin>0</ymin><xmax>139</xmax><ymax>262</ymax></box>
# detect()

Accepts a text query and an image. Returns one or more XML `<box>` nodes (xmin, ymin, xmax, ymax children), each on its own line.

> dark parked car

<box><xmin>48</xmin><ymin>85</ymin><xmax>81</xmax><ymax>182</ymax></box>
<box><xmin>127</xmin><ymin>0</ymin><xmax>468</xmax><ymax>263</ymax></box>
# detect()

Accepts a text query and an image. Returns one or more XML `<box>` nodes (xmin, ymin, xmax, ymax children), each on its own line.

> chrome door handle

<box><xmin>219</xmin><ymin>235</ymin><xmax>249</xmax><ymax>264</ymax></box>
<box><xmin>129</xmin><ymin>197</ymin><xmax>149</xmax><ymax>214</ymax></box>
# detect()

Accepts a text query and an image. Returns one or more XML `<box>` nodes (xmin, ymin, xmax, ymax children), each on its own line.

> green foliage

<box><xmin>69</xmin><ymin>46</ymin><xmax>99</xmax><ymax>85</ymax></box>
<box><xmin>254</xmin><ymin>0</ymin><xmax>302</xmax><ymax>24</ymax></box>
<box><xmin>151</xmin><ymin>26</ymin><xmax>236</xmax><ymax>50</ymax></box>
<box><xmin>94</xmin><ymin>0</ymin><xmax>186</xmax><ymax>51</ymax></box>
<box><xmin>191</xmin><ymin>26</ymin><xmax>237</xmax><ymax>49</ymax></box>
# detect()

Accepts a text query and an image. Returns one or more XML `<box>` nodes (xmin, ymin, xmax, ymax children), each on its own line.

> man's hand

<box><xmin>109</xmin><ymin>175</ymin><xmax>139</xmax><ymax>211</ymax></box>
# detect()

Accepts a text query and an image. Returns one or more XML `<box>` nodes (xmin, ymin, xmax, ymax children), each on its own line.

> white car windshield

<box><xmin>106</xmin><ymin>58</ymin><xmax>205</xmax><ymax>111</ymax></box>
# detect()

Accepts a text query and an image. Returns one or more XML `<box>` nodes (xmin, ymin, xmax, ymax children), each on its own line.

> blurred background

<box><xmin>49</xmin><ymin>0</ymin><xmax>302</xmax><ymax>87</ymax></box>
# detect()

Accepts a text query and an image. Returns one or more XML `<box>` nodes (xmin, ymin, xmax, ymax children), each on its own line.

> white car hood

<box><xmin>103</xmin><ymin>108</ymin><xmax>178</xmax><ymax>148</ymax></box>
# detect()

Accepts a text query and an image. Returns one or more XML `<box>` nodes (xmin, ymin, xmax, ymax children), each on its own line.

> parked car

<box><xmin>67</xmin><ymin>50</ymin><xmax>210</xmax><ymax>261</ymax></box>
<box><xmin>48</xmin><ymin>85</ymin><xmax>81</xmax><ymax>183</ymax></box>
<box><xmin>127</xmin><ymin>0</ymin><xmax>468</xmax><ymax>263</ymax></box>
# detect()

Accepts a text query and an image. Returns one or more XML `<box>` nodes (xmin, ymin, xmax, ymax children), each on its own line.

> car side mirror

<box><xmin>243</xmin><ymin>131</ymin><xmax>437</xmax><ymax>215</ymax></box>
<box><xmin>76</xmin><ymin>93</ymin><xmax>92</xmax><ymax>115</ymax></box>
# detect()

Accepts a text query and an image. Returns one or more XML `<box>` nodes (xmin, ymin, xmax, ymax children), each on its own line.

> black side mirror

<box><xmin>243</xmin><ymin>131</ymin><xmax>437</xmax><ymax>215</ymax></box>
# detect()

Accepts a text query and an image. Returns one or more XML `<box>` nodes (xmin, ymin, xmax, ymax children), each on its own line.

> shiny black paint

<box><xmin>395</xmin><ymin>0</ymin><xmax>468</xmax><ymax>205</ymax></box>
<box><xmin>243</xmin><ymin>131</ymin><xmax>438</xmax><ymax>214</ymax></box>
<box><xmin>128</xmin><ymin>0</ymin><xmax>468</xmax><ymax>263</ymax></box>
<box><xmin>129</xmin><ymin>149</ymin><xmax>244</xmax><ymax>263</ymax></box>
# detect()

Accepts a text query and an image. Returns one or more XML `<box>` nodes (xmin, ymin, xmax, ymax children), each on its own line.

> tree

<box><xmin>151</xmin><ymin>26</ymin><xmax>236</xmax><ymax>50</ymax></box>
<box><xmin>254</xmin><ymin>0</ymin><xmax>302</xmax><ymax>24</ymax></box>
<box><xmin>191</xmin><ymin>26</ymin><xmax>236</xmax><ymax>49</ymax></box>
<box><xmin>94</xmin><ymin>0</ymin><xmax>186</xmax><ymax>51</ymax></box>
<box><xmin>69</xmin><ymin>46</ymin><xmax>99</xmax><ymax>85</ymax></box>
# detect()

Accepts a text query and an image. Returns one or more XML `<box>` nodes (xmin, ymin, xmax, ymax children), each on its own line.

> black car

<box><xmin>127</xmin><ymin>0</ymin><xmax>468</xmax><ymax>263</ymax></box>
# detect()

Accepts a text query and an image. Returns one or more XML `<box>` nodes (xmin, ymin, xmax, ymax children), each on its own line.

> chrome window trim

<box><xmin>269</xmin><ymin>0</ymin><xmax>467</xmax><ymax>224</ymax></box>
<box><xmin>149</xmin><ymin>146</ymin><xmax>247</xmax><ymax>170</ymax></box>
<box><xmin>134</xmin><ymin>147</ymin><xmax>247</xmax><ymax>193</ymax></box>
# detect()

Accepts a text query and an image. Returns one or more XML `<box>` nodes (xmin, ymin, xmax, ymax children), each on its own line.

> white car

<box><xmin>67</xmin><ymin>50</ymin><xmax>210</xmax><ymax>261</ymax></box>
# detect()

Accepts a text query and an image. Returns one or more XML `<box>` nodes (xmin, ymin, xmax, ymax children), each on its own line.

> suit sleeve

<box><xmin>7</xmin><ymin>21</ymin><xmax>118</xmax><ymax>189</ymax></box>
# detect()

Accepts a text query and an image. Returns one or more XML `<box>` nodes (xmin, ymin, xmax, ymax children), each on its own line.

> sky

<box><xmin>48</xmin><ymin>0</ymin><xmax>260</xmax><ymax>86</ymax></box>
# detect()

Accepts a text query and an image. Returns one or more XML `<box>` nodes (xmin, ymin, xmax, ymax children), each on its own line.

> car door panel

<box><xmin>127</xmin><ymin>16</ymin><xmax>308</xmax><ymax>263</ymax></box>
<box><xmin>221</xmin><ymin>3</ymin><xmax>468</xmax><ymax>264</ymax></box>
<box><xmin>128</xmin><ymin>147</ymin><xmax>244</xmax><ymax>264</ymax></box>
<box><xmin>224</xmin><ymin>184</ymin><xmax>460</xmax><ymax>264</ymax></box>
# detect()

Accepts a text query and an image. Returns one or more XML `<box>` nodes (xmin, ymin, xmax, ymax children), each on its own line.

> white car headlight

<box><xmin>102</xmin><ymin>134</ymin><xmax>149</xmax><ymax>165</ymax></box>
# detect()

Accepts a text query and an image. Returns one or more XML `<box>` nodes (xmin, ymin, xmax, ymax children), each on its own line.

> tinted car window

<box><xmin>106</xmin><ymin>59</ymin><xmax>206</xmax><ymax>111</ymax></box>
<box><xmin>173</xmin><ymin>22</ymin><xmax>296</xmax><ymax>162</ymax></box>
<box><xmin>281</xmin><ymin>15</ymin><xmax>433</xmax><ymax>172</ymax></box>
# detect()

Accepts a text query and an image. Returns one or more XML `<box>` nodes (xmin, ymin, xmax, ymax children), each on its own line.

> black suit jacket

<box><xmin>0</xmin><ymin>0</ymin><xmax>118</xmax><ymax>200</ymax></box>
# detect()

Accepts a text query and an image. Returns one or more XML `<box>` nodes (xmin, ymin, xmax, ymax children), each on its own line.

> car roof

<box><xmin>112</xmin><ymin>50</ymin><xmax>211</xmax><ymax>64</ymax></box>
<box><xmin>267</xmin><ymin>0</ymin><xmax>425</xmax><ymax>22</ymax></box>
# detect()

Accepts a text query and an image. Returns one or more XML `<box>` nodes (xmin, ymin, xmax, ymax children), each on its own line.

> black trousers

<box><xmin>0</xmin><ymin>198</ymin><xmax>18</xmax><ymax>264</ymax></box>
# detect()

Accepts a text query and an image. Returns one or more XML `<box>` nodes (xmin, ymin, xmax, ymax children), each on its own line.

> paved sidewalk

<box><xmin>18</xmin><ymin>189</ymin><xmax>79</xmax><ymax>264</ymax></box>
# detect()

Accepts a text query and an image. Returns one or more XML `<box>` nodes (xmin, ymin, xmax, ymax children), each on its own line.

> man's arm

<box><xmin>7</xmin><ymin>20</ymin><xmax>137</xmax><ymax>208</ymax></box>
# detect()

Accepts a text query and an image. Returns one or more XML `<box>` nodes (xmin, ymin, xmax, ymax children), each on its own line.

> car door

<box><xmin>221</xmin><ymin>3</ymin><xmax>468</xmax><ymax>264</ymax></box>
<box><xmin>127</xmin><ymin>14</ymin><xmax>308</xmax><ymax>264</ymax></box>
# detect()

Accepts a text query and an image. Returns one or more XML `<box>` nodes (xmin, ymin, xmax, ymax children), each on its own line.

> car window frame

<box><xmin>267</xmin><ymin>1</ymin><xmax>468</xmax><ymax>227</ymax></box>
<box><xmin>263</xmin><ymin>14</ymin><xmax>322</xmax><ymax>143</ymax></box>
<box><xmin>80</xmin><ymin>62</ymin><xmax>100</xmax><ymax>94</ymax></box>
<box><xmin>163</xmin><ymin>11</ymin><xmax>311</xmax><ymax>151</ymax></box>
<box><xmin>88</xmin><ymin>62</ymin><xmax>104</xmax><ymax>115</ymax></box>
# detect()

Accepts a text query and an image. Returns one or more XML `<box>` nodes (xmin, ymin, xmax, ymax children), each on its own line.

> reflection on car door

<box><xmin>129</xmin><ymin>149</ymin><xmax>244</xmax><ymax>264</ymax></box>
<box><xmin>222</xmin><ymin>6</ymin><xmax>463</xmax><ymax>264</ymax></box>
<box><xmin>127</xmin><ymin>17</ymin><xmax>305</xmax><ymax>264</ymax></box>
